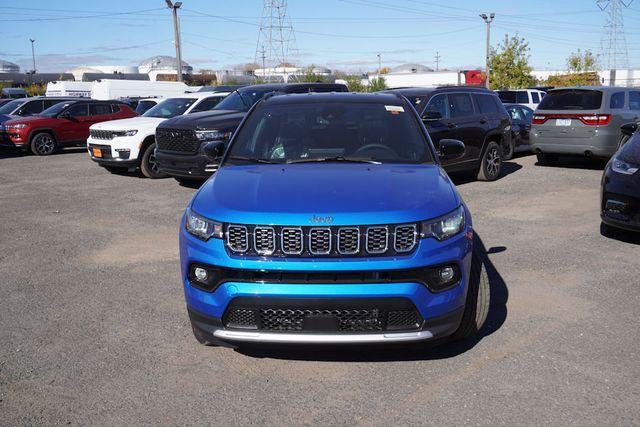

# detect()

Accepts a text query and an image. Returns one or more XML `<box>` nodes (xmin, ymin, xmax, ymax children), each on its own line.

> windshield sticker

<box><xmin>385</xmin><ymin>105</ymin><xmax>404</xmax><ymax>114</ymax></box>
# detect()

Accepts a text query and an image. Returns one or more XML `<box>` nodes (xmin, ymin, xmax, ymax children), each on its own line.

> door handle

<box><xmin>447</xmin><ymin>123</ymin><xmax>457</xmax><ymax>129</ymax></box>
<box><xmin>479</xmin><ymin>118</ymin><xmax>488</xmax><ymax>124</ymax></box>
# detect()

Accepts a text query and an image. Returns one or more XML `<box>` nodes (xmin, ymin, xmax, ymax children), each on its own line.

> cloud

<box><xmin>17</xmin><ymin>54</ymin><xmax>117</xmax><ymax>72</ymax></box>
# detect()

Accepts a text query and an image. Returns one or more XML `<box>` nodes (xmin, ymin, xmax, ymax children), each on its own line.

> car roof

<box><xmin>388</xmin><ymin>86</ymin><xmax>495</xmax><ymax>95</ymax></box>
<box><xmin>546</xmin><ymin>86</ymin><xmax>622</xmax><ymax>93</ymax></box>
<box><xmin>262</xmin><ymin>91</ymin><xmax>404</xmax><ymax>106</ymax></box>
<box><xmin>239</xmin><ymin>83</ymin><xmax>348</xmax><ymax>93</ymax></box>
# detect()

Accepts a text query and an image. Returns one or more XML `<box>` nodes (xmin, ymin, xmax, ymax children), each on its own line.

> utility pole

<box><xmin>260</xmin><ymin>46</ymin><xmax>267</xmax><ymax>81</ymax></box>
<box><xmin>29</xmin><ymin>38</ymin><xmax>36</xmax><ymax>74</ymax></box>
<box><xmin>166</xmin><ymin>0</ymin><xmax>183</xmax><ymax>82</ymax></box>
<box><xmin>479</xmin><ymin>13</ymin><xmax>495</xmax><ymax>89</ymax></box>
<box><xmin>598</xmin><ymin>0</ymin><xmax>633</xmax><ymax>70</ymax></box>
<box><xmin>435</xmin><ymin>51</ymin><xmax>440</xmax><ymax>72</ymax></box>
<box><xmin>377</xmin><ymin>53</ymin><xmax>382</xmax><ymax>76</ymax></box>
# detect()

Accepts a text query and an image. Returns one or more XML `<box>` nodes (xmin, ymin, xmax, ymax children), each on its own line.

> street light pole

<box><xmin>166</xmin><ymin>0</ymin><xmax>183</xmax><ymax>82</ymax></box>
<box><xmin>29</xmin><ymin>38</ymin><xmax>36</xmax><ymax>74</ymax></box>
<box><xmin>479</xmin><ymin>13</ymin><xmax>495</xmax><ymax>89</ymax></box>
<box><xmin>377</xmin><ymin>53</ymin><xmax>381</xmax><ymax>77</ymax></box>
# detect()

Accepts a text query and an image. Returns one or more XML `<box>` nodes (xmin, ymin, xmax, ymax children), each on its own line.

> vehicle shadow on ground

<box><xmin>600</xmin><ymin>223</ymin><xmax>640</xmax><ymax>245</ymax></box>
<box><xmin>450</xmin><ymin>161</ymin><xmax>522</xmax><ymax>186</ymax></box>
<box><xmin>0</xmin><ymin>147</ymin><xmax>86</xmax><ymax>159</ymax></box>
<box><xmin>536</xmin><ymin>156</ymin><xmax>607</xmax><ymax>171</ymax></box>
<box><xmin>236</xmin><ymin>234</ymin><xmax>509</xmax><ymax>362</ymax></box>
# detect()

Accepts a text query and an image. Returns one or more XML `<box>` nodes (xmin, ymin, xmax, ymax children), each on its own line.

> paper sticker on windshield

<box><xmin>385</xmin><ymin>105</ymin><xmax>404</xmax><ymax>114</ymax></box>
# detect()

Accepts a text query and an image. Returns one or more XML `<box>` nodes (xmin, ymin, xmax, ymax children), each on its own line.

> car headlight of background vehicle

<box><xmin>185</xmin><ymin>207</ymin><xmax>223</xmax><ymax>240</ymax></box>
<box><xmin>196</xmin><ymin>130</ymin><xmax>232</xmax><ymax>142</ymax></box>
<box><xmin>611</xmin><ymin>157</ymin><xmax>639</xmax><ymax>175</ymax></box>
<box><xmin>112</xmin><ymin>130</ymin><xmax>138</xmax><ymax>137</ymax></box>
<box><xmin>420</xmin><ymin>206</ymin><xmax>465</xmax><ymax>241</ymax></box>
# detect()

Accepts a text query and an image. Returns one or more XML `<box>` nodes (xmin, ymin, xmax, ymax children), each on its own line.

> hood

<box><xmin>191</xmin><ymin>163</ymin><xmax>461</xmax><ymax>226</ymax></box>
<box><xmin>90</xmin><ymin>116</ymin><xmax>165</xmax><ymax>131</ymax></box>
<box><xmin>0</xmin><ymin>114</ymin><xmax>19</xmax><ymax>125</ymax></box>
<box><xmin>159</xmin><ymin>109</ymin><xmax>246</xmax><ymax>131</ymax></box>
<box><xmin>2</xmin><ymin>115</ymin><xmax>52</xmax><ymax>126</ymax></box>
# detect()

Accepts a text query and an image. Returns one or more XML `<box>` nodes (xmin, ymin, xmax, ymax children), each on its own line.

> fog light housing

<box><xmin>189</xmin><ymin>264</ymin><xmax>222</xmax><ymax>291</ymax></box>
<box><xmin>422</xmin><ymin>264</ymin><xmax>461</xmax><ymax>291</ymax></box>
<box><xmin>115</xmin><ymin>148</ymin><xmax>130</xmax><ymax>159</ymax></box>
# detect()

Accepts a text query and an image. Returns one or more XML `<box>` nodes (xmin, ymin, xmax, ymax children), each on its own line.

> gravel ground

<box><xmin>0</xmin><ymin>149</ymin><xmax>638</xmax><ymax>425</ymax></box>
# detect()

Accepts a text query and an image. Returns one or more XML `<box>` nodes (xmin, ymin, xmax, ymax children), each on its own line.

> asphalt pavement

<box><xmin>1</xmin><ymin>148</ymin><xmax>638</xmax><ymax>425</ymax></box>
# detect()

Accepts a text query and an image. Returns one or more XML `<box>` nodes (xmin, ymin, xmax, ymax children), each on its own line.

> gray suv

<box><xmin>530</xmin><ymin>86</ymin><xmax>640</xmax><ymax>164</ymax></box>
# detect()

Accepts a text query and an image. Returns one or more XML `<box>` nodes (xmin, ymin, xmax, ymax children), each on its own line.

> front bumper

<box><xmin>601</xmin><ymin>168</ymin><xmax>640</xmax><ymax>232</ymax></box>
<box><xmin>155</xmin><ymin>149</ymin><xmax>218</xmax><ymax>179</ymax></box>
<box><xmin>180</xmin><ymin>218</ymin><xmax>473</xmax><ymax>345</ymax></box>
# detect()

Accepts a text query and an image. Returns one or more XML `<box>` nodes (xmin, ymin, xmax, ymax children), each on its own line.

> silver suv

<box><xmin>530</xmin><ymin>86</ymin><xmax>640</xmax><ymax>164</ymax></box>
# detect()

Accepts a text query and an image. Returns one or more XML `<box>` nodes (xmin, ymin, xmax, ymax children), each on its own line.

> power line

<box><xmin>598</xmin><ymin>0</ymin><xmax>633</xmax><ymax>69</ymax></box>
<box><xmin>0</xmin><ymin>7</ymin><xmax>165</xmax><ymax>22</ymax></box>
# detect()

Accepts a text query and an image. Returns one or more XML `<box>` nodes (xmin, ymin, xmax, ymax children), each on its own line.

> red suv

<box><xmin>3</xmin><ymin>100</ymin><xmax>136</xmax><ymax>155</ymax></box>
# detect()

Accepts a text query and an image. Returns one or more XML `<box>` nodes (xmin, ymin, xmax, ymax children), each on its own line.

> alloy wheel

<box><xmin>485</xmin><ymin>147</ymin><xmax>501</xmax><ymax>178</ymax></box>
<box><xmin>35</xmin><ymin>134</ymin><xmax>55</xmax><ymax>155</ymax></box>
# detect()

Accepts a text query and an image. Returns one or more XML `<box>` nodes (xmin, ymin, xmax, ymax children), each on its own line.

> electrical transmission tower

<box><xmin>255</xmin><ymin>0</ymin><xmax>296</xmax><ymax>81</ymax></box>
<box><xmin>597</xmin><ymin>0</ymin><xmax>633</xmax><ymax>69</ymax></box>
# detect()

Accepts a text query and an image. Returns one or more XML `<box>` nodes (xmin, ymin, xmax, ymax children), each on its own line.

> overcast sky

<box><xmin>1</xmin><ymin>0</ymin><xmax>639</xmax><ymax>73</ymax></box>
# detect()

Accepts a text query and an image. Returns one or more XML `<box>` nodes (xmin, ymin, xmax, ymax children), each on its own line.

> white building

<box><xmin>0</xmin><ymin>59</ymin><xmax>20</xmax><ymax>73</ymax></box>
<box><xmin>138</xmin><ymin>55</ymin><xmax>193</xmax><ymax>81</ymax></box>
<box><xmin>253</xmin><ymin>66</ymin><xmax>333</xmax><ymax>83</ymax></box>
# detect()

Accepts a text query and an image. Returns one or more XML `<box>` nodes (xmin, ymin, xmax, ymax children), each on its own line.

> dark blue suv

<box><xmin>180</xmin><ymin>92</ymin><xmax>490</xmax><ymax>347</ymax></box>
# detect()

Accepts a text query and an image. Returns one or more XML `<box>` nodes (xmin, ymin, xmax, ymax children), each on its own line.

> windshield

<box><xmin>537</xmin><ymin>89</ymin><xmax>603</xmax><ymax>110</ymax></box>
<box><xmin>135</xmin><ymin>100</ymin><xmax>158</xmax><ymax>115</ymax></box>
<box><xmin>225</xmin><ymin>101</ymin><xmax>433</xmax><ymax>165</ymax></box>
<box><xmin>40</xmin><ymin>101</ymin><xmax>76</xmax><ymax>117</ymax></box>
<box><xmin>214</xmin><ymin>88</ymin><xmax>275</xmax><ymax>112</ymax></box>
<box><xmin>143</xmin><ymin>98</ymin><xmax>196</xmax><ymax>118</ymax></box>
<box><xmin>0</xmin><ymin>99</ymin><xmax>25</xmax><ymax>114</ymax></box>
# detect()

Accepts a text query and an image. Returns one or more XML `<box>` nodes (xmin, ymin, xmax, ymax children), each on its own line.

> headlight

<box><xmin>112</xmin><ymin>130</ymin><xmax>138</xmax><ymax>137</ymax></box>
<box><xmin>611</xmin><ymin>157</ymin><xmax>639</xmax><ymax>175</ymax></box>
<box><xmin>185</xmin><ymin>207</ymin><xmax>223</xmax><ymax>240</ymax></box>
<box><xmin>6</xmin><ymin>124</ymin><xmax>27</xmax><ymax>130</ymax></box>
<box><xmin>196</xmin><ymin>130</ymin><xmax>232</xmax><ymax>142</ymax></box>
<box><xmin>419</xmin><ymin>206</ymin><xmax>465</xmax><ymax>241</ymax></box>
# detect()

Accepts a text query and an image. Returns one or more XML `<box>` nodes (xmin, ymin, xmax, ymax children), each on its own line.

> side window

<box><xmin>507</xmin><ymin>107</ymin><xmax>522</xmax><ymax>121</ymax></box>
<box><xmin>190</xmin><ymin>97</ymin><xmax>223</xmax><ymax>113</ymax></box>
<box><xmin>475</xmin><ymin>94</ymin><xmax>499</xmax><ymax>114</ymax></box>
<box><xmin>423</xmin><ymin>94</ymin><xmax>449</xmax><ymax>119</ymax></box>
<box><xmin>610</xmin><ymin>92</ymin><xmax>625</xmax><ymax>109</ymax></box>
<box><xmin>531</xmin><ymin>92</ymin><xmax>540</xmax><ymax>103</ymax></box>
<box><xmin>519</xmin><ymin>106</ymin><xmax>533</xmax><ymax>119</ymax></box>
<box><xmin>628</xmin><ymin>91</ymin><xmax>640</xmax><ymax>110</ymax></box>
<box><xmin>111</xmin><ymin>104</ymin><xmax>121</xmax><ymax>113</ymax></box>
<box><xmin>449</xmin><ymin>93</ymin><xmax>475</xmax><ymax>118</ymax></box>
<box><xmin>90</xmin><ymin>104</ymin><xmax>112</xmax><ymax>116</ymax></box>
<box><xmin>43</xmin><ymin>100</ymin><xmax>63</xmax><ymax>109</ymax></box>
<box><xmin>66</xmin><ymin>104</ymin><xmax>89</xmax><ymax>117</ymax></box>
<box><xmin>516</xmin><ymin>91</ymin><xmax>529</xmax><ymax>104</ymax></box>
<box><xmin>18</xmin><ymin>100</ymin><xmax>44</xmax><ymax>115</ymax></box>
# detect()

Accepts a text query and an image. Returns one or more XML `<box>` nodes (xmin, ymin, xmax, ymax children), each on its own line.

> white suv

<box><xmin>87</xmin><ymin>91</ymin><xmax>229</xmax><ymax>178</ymax></box>
<box><xmin>496</xmin><ymin>89</ymin><xmax>546</xmax><ymax>110</ymax></box>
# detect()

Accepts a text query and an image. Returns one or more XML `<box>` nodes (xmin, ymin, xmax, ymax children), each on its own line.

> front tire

<box><xmin>30</xmin><ymin>132</ymin><xmax>57</xmax><ymax>156</ymax></box>
<box><xmin>451</xmin><ymin>248</ymin><xmax>490</xmax><ymax>341</ymax></box>
<box><xmin>476</xmin><ymin>141</ymin><xmax>502</xmax><ymax>181</ymax></box>
<box><xmin>140</xmin><ymin>142</ymin><xmax>167</xmax><ymax>179</ymax></box>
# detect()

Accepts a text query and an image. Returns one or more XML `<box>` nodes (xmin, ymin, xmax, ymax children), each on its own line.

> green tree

<box><xmin>567</xmin><ymin>49</ymin><xmax>597</xmax><ymax>73</ymax></box>
<box><xmin>488</xmin><ymin>35</ymin><xmax>535</xmax><ymax>90</ymax></box>
<box><xmin>367</xmin><ymin>76</ymin><xmax>387</xmax><ymax>92</ymax></box>
<box><xmin>345</xmin><ymin>75</ymin><xmax>366</xmax><ymax>92</ymax></box>
<box><xmin>296</xmin><ymin>66</ymin><xmax>328</xmax><ymax>83</ymax></box>
<box><xmin>544</xmin><ymin>49</ymin><xmax>600</xmax><ymax>87</ymax></box>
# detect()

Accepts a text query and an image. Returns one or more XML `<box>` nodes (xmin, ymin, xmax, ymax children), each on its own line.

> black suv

<box><xmin>390</xmin><ymin>87</ymin><xmax>512</xmax><ymax>181</ymax></box>
<box><xmin>154</xmin><ymin>83</ymin><xmax>349</xmax><ymax>182</ymax></box>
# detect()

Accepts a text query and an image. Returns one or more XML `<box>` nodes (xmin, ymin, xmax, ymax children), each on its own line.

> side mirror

<box><xmin>620</xmin><ymin>122</ymin><xmax>638</xmax><ymax>137</ymax></box>
<box><xmin>439</xmin><ymin>139</ymin><xmax>465</xmax><ymax>161</ymax></box>
<box><xmin>203</xmin><ymin>141</ymin><xmax>225</xmax><ymax>159</ymax></box>
<box><xmin>422</xmin><ymin>111</ymin><xmax>442</xmax><ymax>121</ymax></box>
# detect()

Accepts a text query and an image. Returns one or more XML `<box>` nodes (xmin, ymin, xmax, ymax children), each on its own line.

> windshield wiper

<box><xmin>286</xmin><ymin>156</ymin><xmax>381</xmax><ymax>164</ymax></box>
<box><xmin>226</xmin><ymin>155</ymin><xmax>275</xmax><ymax>164</ymax></box>
<box><xmin>235</xmin><ymin>91</ymin><xmax>251</xmax><ymax>109</ymax></box>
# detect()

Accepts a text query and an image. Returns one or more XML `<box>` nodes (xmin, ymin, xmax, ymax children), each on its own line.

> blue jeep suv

<box><xmin>180</xmin><ymin>92</ymin><xmax>490</xmax><ymax>347</ymax></box>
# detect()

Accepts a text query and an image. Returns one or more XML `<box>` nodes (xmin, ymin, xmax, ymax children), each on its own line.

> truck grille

<box><xmin>89</xmin><ymin>129</ymin><xmax>114</xmax><ymax>140</ymax></box>
<box><xmin>156</xmin><ymin>128</ymin><xmax>200</xmax><ymax>153</ymax></box>
<box><xmin>223</xmin><ymin>298</ymin><xmax>422</xmax><ymax>332</ymax></box>
<box><xmin>225</xmin><ymin>223</ymin><xmax>417</xmax><ymax>257</ymax></box>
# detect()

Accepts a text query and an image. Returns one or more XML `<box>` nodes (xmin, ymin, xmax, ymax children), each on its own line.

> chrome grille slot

<box><xmin>337</xmin><ymin>227</ymin><xmax>360</xmax><ymax>254</ymax></box>
<box><xmin>281</xmin><ymin>227</ymin><xmax>303</xmax><ymax>255</ymax></box>
<box><xmin>254</xmin><ymin>226</ymin><xmax>276</xmax><ymax>255</ymax></box>
<box><xmin>366</xmin><ymin>227</ymin><xmax>388</xmax><ymax>254</ymax></box>
<box><xmin>226</xmin><ymin>225</ymin><xmax>248</xmax><ymax>253</ymax></box>
<box><xmin>89</xmin><ymin>129</ymin><xmax>113</xmax><ymax>140</ymax></box>
<box><xmin>309</xmin><ymin>228</ymin><xmax>331</xmax><ymax>255</ymax></box>
<box><xmin>394</xmin><ymin>224</ymin><xmax>417</xmax><ymax>253</ymax></box>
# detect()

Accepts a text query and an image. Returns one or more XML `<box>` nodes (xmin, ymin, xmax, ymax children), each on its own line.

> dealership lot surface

<box><xmin>1</xmin><ymin>150</ymin><xmax>638</xmax><ymax>425</ymax></box>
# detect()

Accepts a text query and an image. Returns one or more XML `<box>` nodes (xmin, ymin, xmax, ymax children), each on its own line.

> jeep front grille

<box><xmin>89</xmin><ymin>129</ymin><xmax>114</xmax><ymax>140</ymax></box>
<box><xmin>156</xmin><ymin>128</ymin><xmax>200</xmax><ymax>153</ymax></box>
<box><xmin>224</xmin><ymin>223</ymin><xmax>417</xmax><ymax>257</ymax></box>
